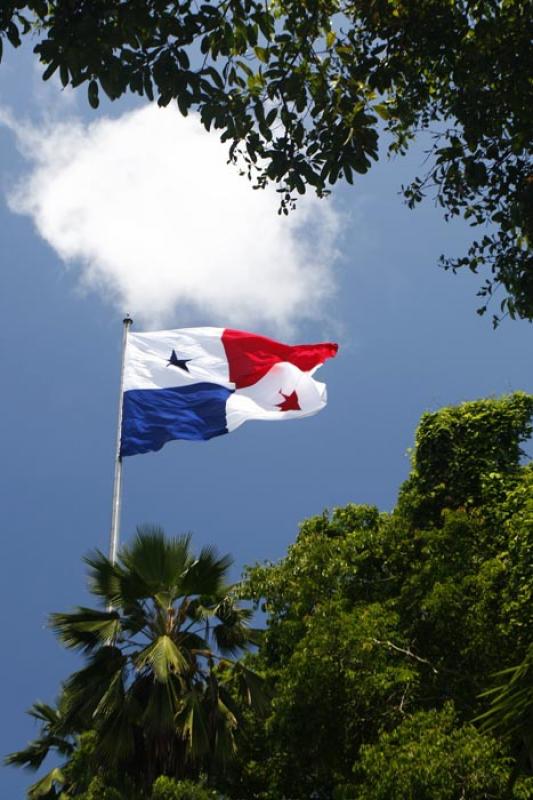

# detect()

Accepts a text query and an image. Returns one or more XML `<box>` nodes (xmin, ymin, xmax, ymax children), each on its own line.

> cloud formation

<box><xmin>2</xmin><ymin>104</ymin><xmax>340</xmax><ymax>330</ymax></box>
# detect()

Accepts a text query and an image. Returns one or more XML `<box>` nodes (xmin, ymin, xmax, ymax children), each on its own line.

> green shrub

<box><xmin>351</xmin><ymin>704</ymin><xmax>519</xmax><ymax>800</ymax></box>
<box><xmin>151</xmin><ymin>776</ymin><xmax>218</xmax><ymax>800</ymax></box>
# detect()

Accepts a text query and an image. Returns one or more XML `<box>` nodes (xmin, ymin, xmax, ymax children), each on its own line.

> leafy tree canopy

<box><xmin>232</xmin><ymin>392</ymin><xmax>533</xmax><ymax>798</ymax></box>
<box><xmin>351</xmin><ymin>704</ymin><xmax>533</xmax><ymax>800</ymax></box>
<box><xmin>1</xmin><ymin>1</ymin><xmax>531</xmax><ymax>323</ymax></box>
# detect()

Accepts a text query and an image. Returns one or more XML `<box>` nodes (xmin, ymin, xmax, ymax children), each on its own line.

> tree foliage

<box><xmin>151</xmin><ymin>776</ymin><xmax>218</xmax><ymax>800</ymax></box>
<box><xmin>1</xmin><ymin>1</ymin><xmax>531</xmax><ymax>322</ymax></box>
<box><xmin>7</xmin><ymin>394</ymin><xmax>533</xmax><ymax>798</ymax></box>
<box><xmin>231</xmin><ymin>392</ymin><xmax>533</xmax><ymax>798</ymax></box>
<box><xmin>352</xmin><ymin>704</ymin><xmax>533</xmax><ymax>800</ymax></box>
<box><xmin>7</xmin><ymin>528</ymin><xmax>264</xmax><ymax>797</ymax></box>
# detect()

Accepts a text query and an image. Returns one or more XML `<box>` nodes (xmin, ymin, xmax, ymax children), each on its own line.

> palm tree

<box><xmin>5</xmin><ymin>698</ymin><xmax>74</xmax><ymax>798</ymax></box>
<box><xmin>9</xmin><ymin>527</ymin><xmax>264</xmax><ymax>795</ymax></box>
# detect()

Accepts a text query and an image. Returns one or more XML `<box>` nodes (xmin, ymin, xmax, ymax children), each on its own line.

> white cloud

<box><xmin>2</xmin><ymin>103</ymin><xmax>341</xmax><ymax>331</ymax></box>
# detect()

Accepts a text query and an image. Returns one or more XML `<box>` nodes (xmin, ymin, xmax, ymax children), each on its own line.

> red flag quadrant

<box><xmin>222</xmin><ymin>328</ymin><xmax>338</xmax><ymax>389</ymax></box>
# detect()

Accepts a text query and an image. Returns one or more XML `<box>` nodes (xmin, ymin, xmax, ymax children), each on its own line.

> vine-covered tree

<box><xmin>1</xmin><ymin>1</ymin><xmax>531</xmax><ymax>323</ymax></box>
<box><xmin>230</xmin><ymin>392</ymin><xmax>533</xmax><ymax>798</ymax></box>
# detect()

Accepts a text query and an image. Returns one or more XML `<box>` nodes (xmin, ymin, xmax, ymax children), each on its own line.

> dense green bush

<box><xmin>151</xmin><ymin>777</ymin><xmax>218</xmax><ymax>800</ymax></box>
<box><xmin>350</xmin><ymin>704</ymin><xmax>533</xmax><ymax>800</ymax></box>
<box><xmin>231</xmin><ymin>394</ymin><xmax>533</xmax><ymax>798</ymax></box>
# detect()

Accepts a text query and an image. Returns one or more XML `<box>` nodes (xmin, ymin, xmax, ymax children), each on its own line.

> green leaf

<box><xmin>88</xmin><ymin>80</ymin><xmax>99</xmax><ymax>109</ymax></box>
<box><xmin>266</xmin><ymin>107</ymin><xmax>277</xmax><ymax>126</ymax></box>
<box><xmin>59</xmin><ymin>63</ymin><xmax>69</xmax><ymax>88</ymax></box>
<box><xmin>325</xmin><ymin>31</ymin><xmax>336</xmax><ymax>48</ymax></box>
<box><xmin>33</xmin><ymin>0</ymin><xmax>48</xmax><ymax>16</ymax></box>
<box><xmin>374</xmin><ymin>103</ymin><xmax>390</xmax><ymax>121</ymax></box>
<box><xmin>6</xmin><ymin>22</ymin><xmax>21</xmax><ymax>48</ymax></box>
<box><xmin>254</xmin><ymin>46</ymin><xmax>268</xmax><ymax>64</ymax></box>
<box><xmin>42</xmin><ymin>61</ymin><xmax>59</xmax><ymax>82</ymax></box>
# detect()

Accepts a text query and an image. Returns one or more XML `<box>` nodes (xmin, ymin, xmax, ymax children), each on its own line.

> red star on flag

<box><xmin>277</xmin><ymin>390</ymin><xmax>301</xmax><ymax>411</ymax></box>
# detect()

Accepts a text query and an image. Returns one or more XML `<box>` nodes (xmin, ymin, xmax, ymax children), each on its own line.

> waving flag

<box><xmin>121</xmin><ymin>327</ymin><xmax>338</xmax><ymax>457</ymax></box>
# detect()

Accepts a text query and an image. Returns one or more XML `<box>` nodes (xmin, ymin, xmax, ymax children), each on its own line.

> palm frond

<box><xmin>180</xmin><ymin>546</ymin><xmax>233</xmax><ymax>598</ymax></box>
<box><xmin>217</xmin><ymin>683</ymin><xmax>242</xmax><ymax>721</ymax></box>
<box><xmin>212</xmin><ymin>623</ymin><xmax>250</xmax><ymax>657</ymax></box>
<box><xmin>92</xmin><ymin>695</ymin><xmax>137</xmax><ymax>767</ymax></box>
<box><xmin>93</xmin><ymin>670</ymin><xmax>125</xmax><ymax>721</ymax></box>
<box><xmin>225</xmin><ymin>663</ymin><xmax>271</xmax><ymax>715</ymax></box>
<box><xmin>215</xmin><ymin>598</ymin><xmax>254</xmax><ymax>623</ymax></box>
<box><xmin>5</xmin><ymin>699</ymin><xmax>74</xmax><ymax>770</ymax></box>
<box><xmin>212</xmin><ymin>598</ymin><xmax>256</xmax><ymax>655</ymax></box>
<box><xmin>49</xmin><ymin>608</ymin><xmax>121</xmax><ymax>652</ymax></box>
<box><xmin>121</xmin><ymin>599</ymin><xmax>151</xmax><ymax>637</ymax></box>
<box><xmin>185</xmin><ymin>598</ymin><xmax>219</xmax><ymax>623</ymax></box>
<box><xmin>84</xmin><ymin>549</ymin><xmax>122</xmax><ymax>605</ymax></box>
<box><xmin>177</xmin><ymin>631</ymin><xmax>210</xmax><ymax>654</ymax></box>
<box><xmin>477</xmin><ymin>648</ymin><xmax>533</xmax><ymax>738</ymax></box>
<box><xmin>5</xmin><ymin>740</ymin><xmax>54</xmax><ymax>771</ymax></box>
<box><xmin>120</xmin><ymin>528</ymin><xmax>194</xmax><ymax>596</ymax></box>
<box><xmin>134</xmin><ymin>635</ymin><xmax>189</xmax><ymax>683</ymax></box>
<box><xmin>28</xmin><ymin>766</ymin><xmax>65</xmax><ymax>799</ymax></box>
<box><xmin>141</xmin><ymin>677</ymin><xmax>180</xmax><ymax>734</ymax></box>
<box><xmin>211</xmin><ymin>696</ymin><xmax>238</xmax><ymax>766</ymax></box>
<box><xmin>175</xmin><ymin>687</ymin><xmax>210</xmax><ymax>759</ymax></box>
<box><xmin>62</xmin><ymin>646</ymin><xmax>125</xmax><ymax>727</ymax></box>
<box><xmin>27</xmin><ymin>703</ymin><xmax>61</xmax><ymax>726</ymax></box>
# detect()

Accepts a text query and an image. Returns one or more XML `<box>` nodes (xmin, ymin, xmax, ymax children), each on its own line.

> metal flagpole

<box><xmin>109</xmin><ymin>315</ymin><xmax>133</xmax><ymax>565</ymax></box>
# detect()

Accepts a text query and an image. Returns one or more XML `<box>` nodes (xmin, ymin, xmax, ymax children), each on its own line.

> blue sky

<box><xmin>1</xmin><ymin>45</ymin><xmax>531</xmax><ymax>797</ymax></box>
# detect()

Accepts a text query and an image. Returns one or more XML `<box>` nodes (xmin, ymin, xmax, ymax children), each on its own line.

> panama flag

<box><xmin>120</xmin><ymin>328</ymin><xmax>338</xmax><ymax>457</ymax></box>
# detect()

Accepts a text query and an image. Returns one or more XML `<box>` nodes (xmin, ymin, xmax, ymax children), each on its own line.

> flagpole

<box><xmin>109</xmin><ymin>315</ymin><xmax>132</xmax><ymax>565</ymax></box>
